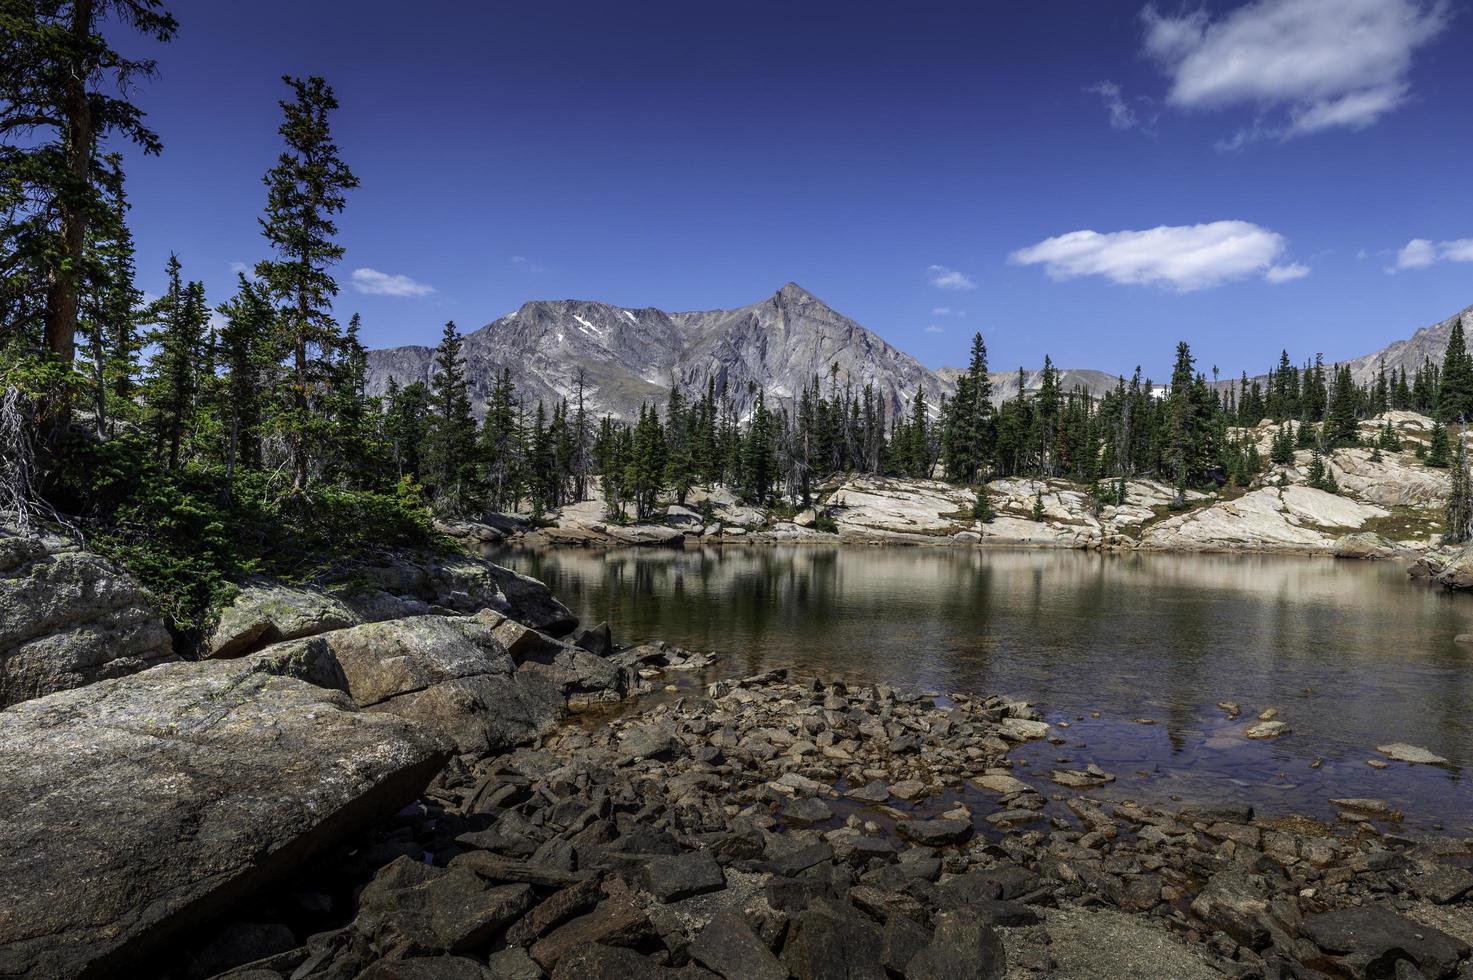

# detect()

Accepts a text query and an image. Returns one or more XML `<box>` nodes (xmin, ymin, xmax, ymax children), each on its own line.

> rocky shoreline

<box><xmin>4</xmin><ymin>524</ymin><xmax>1473</xmax><ymax>979</ymax></box>
<box><xmin>158</xmin><ymin>669</ymin><xmax>1473</xmax><ymax>980</ymax></box>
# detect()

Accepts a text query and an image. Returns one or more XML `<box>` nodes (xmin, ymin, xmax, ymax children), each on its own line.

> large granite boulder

<box><xmin>350</xmin><ymin>553</ymin><xmax>578</xmax><ymax>637</ymax></box>
<box><xmin>206</xmin><ymin>578</ymin><xmax>364</xmax><ymax>658</ymax></box>
<box><xmin>1140</xmin><ymin>486</ymin><xmax>1388</xmax><ymax>554</ymax></box>
<box><xmin>265</xmin><ymin>611</ymin><xmax>583</xmax><ymax>754</ymax></box>
<box><xmin>1420</xmin><ymin>544</ymin><xmax>1473</xmax><ymax>590</ymax></box>
<box><xmin>205</xmin><ymin>554</ymin><xmax>578</xmax><ymax>659</ymax></box>
<box><xmin>0</xmin><ymin>649</ymin><xmax>451</xmax><ymax>980</ymax></box>
<box><xmin>0</xmin><ymin>527</ymin><xmax>173</xmax><ymax>708</ymax></box>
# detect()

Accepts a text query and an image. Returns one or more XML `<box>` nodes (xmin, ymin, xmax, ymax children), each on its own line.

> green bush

<box><xmin>49</xmin><ymin>434</ymin><xmax>435</xmax><ymax>645</ymax></box>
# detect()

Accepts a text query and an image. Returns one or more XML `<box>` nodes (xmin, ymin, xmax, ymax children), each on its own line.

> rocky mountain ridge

<box><xmin>365</xmin><ymin>283</ymin><xmax>1472</xmax><ymax>422</ymax></box>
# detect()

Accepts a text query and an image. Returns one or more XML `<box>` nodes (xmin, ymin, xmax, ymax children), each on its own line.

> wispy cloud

<box><xmin>350</xmin><ymin>268</ymin><xmax>435</xmax><ymax>297</ymax></box>
<box><xmin>931</xmin><ymin>306</ymin><xmax>966</xmax><ymax>317</ymax></box>
<box><xmin>924</xmin><ymin>324</ymin><xmax>944</xmax><ymax>334</ymax></box>
<box><xmin>510</xmin><ymin>255</ymin><xmax>547</xmax><ymax>273</ymax></box>
<box><xmin>1086</xmin><ymin>80</ymin><xmax>1157</xmax><ymax>134</ymax></box>
<box><xmin>926</xmin><ymin>265</ymin><xmax>976</xmax><ymax>290</ymax></box>
<box><xmin>1389</xmin><ymin>237</ymin><xmax>1473</xmax><ymax>272</ymax></box>
<box><xmin>1010</xmin><ymin>220</ymin><xmax>1301</xmax><ymax>292</ymax></box>
<box><xmin>1141</xmin><ymin>0</ymin><xmax>1451</xmax><ymax>145</ymax></box>
<box><xmin>228</xmin><ymin>261</ymin><xmax>251</xmax><ymax>276</ymax></box>
<box><xmin>1265</xmin><ymin>262</ymin><xmax>1311</xmax><ymax>283</ymax></box>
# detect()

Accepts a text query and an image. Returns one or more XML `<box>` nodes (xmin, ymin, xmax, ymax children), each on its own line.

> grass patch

<box><xmin>1358</xmin><ymin>506</ymin><xmax>1442</xmax><ymax>541</ymax></box>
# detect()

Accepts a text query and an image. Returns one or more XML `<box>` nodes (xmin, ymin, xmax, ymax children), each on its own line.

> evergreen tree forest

<box><xmin>4</xmin><ymin>3</ymin><xmax>1472</xmax><ymax>639</ymax></box>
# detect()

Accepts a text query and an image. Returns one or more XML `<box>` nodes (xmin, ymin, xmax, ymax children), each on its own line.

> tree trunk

<box><xmin>43</xmin><ymin>0</ymin><xmax>96</xmax><ymax>443</ymax></box>
<box><xmin>292</xmin><ymin>297</ymin><xmax>308</xmax><ymax>488</ymax></box>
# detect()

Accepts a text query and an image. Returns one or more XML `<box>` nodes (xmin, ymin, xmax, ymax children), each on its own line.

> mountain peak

<box><xmin>776</xmin><ymin>281</ymin><xmax>817</xmax><ymax>303</ymax></box>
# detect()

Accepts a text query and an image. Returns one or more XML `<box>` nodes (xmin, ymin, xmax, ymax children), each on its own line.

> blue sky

<box><xmin>117</xmin><ymin>0</ymin><xmax>1472</xmax><ymax>380</ymax></box>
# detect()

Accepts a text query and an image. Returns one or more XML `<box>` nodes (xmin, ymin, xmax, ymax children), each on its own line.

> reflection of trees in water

<box><xmin>487</xmin><ymin>544</ymin><xmax>1473</xmax><ymax>770</ymax></box>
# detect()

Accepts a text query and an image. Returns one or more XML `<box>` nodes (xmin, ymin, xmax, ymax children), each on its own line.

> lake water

<box><xmin>490</xmin><ymin>544</ymin><xmax>1473</xmax><ymax>832</ymax></box>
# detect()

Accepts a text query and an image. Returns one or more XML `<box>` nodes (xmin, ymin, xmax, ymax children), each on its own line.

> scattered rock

<box><xmin>897</xmin><ymin>817</ymin><xmax>974</xmax><ymax>847</ymax></box>
<box><xmin>1377</xmin><ymin>742</ymin><xmax>1450</xmax><ymax>765</ymax></box>
<box><xmin>641</xmin><ymin>852</ymin><xmax>726</xmax><ymax>903</ymax></box>
<box><xmin>688</xmin><ymin>911</ymin><xmax>787</xmax><ymax>980</ymax></box>
<box><xmin>1246</xmin><ymin>720</ymin><xmax>1292</xmax><ymax>739</ymax></box>
<box><xmin>906</xmin><ymin>909</ymin><xmax>1007</xmax><ymax>980</ymax></box>
<box><xmin>1302</xmin><ymin>904</ymin><xmax>1470</xmax><ymax>979</ymax></box>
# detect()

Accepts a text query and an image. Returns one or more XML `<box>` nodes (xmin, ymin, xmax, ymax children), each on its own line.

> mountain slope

<box><xmin>365</xmin><ymin>283</ymin><xmax>946</xmax><ymax>421</ymax></box>
<box><xmin>365</xmin><ymin>284</ymin><xmax>1473</xmax><ymax>422</ymax></box>
<box><xmin>1340</xmin><ymin>304</ymin><xmax>1473</xmax><ymax>384</ymax></box>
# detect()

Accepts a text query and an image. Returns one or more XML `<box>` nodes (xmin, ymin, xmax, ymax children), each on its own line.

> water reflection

<box><xmin>492</xmin><ymin>544</ymin><xmax>1473</xmax><ymax>829</ymax></box>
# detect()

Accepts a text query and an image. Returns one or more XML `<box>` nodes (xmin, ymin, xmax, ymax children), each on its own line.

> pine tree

<box><xmin>743</xmin><ymin>391</ymin><xmax>777</xmax><ymax>505</ymax></box>
<box><xmin>140</xmin><ymin>255</ymin><xmax>207</xmax><ymax>470</ymax></box>
<box><xmin>943</xmin><ymin>332</ymin><xmax>993</xmax><ymax>483</ymax></box>
<box><xmin>328</xmin><ymin>312</ymin><xmax>374</xmax><ymax>486</ymax></box>
<box><xmin>479</xmin><ymin>369</ymin><xmax>521</xmax><ymax>512</ymax></box>
<box><xmin>663</xmin><ymin>386</ymin><xmax>695</xmax><ymax>506</ymax></box>
<box><xmin>424</xmin><ymin>321</ymin><xmax>478</xmax><ymax>510</ymax></box>
<box><xmin>1445</xmin><ymin>435</ymin><xmax>1473</xmax><ymax>545</ymax></box>
<box><xmin>1377</xmin><ymin>420</ymin><xmax>1403</xmax><ymax>452</ymax></box>
<box><xmin>255</xmin><ymin>75</ymin><xmax>359</xmax><ymax>488</ymax></box>
<box><xmin>1270</xmin><ymin>422</ymin><xmax>1295</xmax><ymax>465</ymax></box>
<box><xmin>1427</xmin><ymin>420</ymin><xmax>1451</xmax><ymax>468</ymax></box>
<box><xmin>0</xmin><ymin>0</ymin><xmax>176</xmax><ymax>441</ymax></box>
<box><xmin>1440</xmin><ymin>315</ymin><xmax>1473</xmax><ymax>423</ymax></box>
<box><xmin>1324</xmin><ymin>365</ymin><xmax>1359</xmax><ymax>447</ymax></box>
<box><xmin>216</xmin><ymin>273</ymin><xmax>275</xmax><ymax>500</ymax></box>
<box><xmin>1306</xmin><ymin>449</ymin><xmax>1338</xmax><ymax>494</ymax></box>
<box><xmin>1165</xmin><ymin>342</ymin><xmax>1198</xmax><ymax>492</ymax></box>
<box><xmin>77</xmin><ymin>154</ymin><xmax>143</xmax><ymax>437</ymax></box>
<box><xmin>384</xmin><ymin>379</ymin><xmax>430</xmax><ymax>482</ymax></box>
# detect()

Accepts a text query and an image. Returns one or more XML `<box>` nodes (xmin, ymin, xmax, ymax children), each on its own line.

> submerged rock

<box><xmin>1376</xmin><ymin>742</ymin><xmax>1450</xmax><ymax>765</ymax></box>
<box><xmin>0</xmin><ymin>527</ymin><xmax>173</xmax><ymax>708</ymax></box>
<box><xmin>0</xmin><ymin>650</ymin><xmax>450</xmax><ymax>980</ymax></box>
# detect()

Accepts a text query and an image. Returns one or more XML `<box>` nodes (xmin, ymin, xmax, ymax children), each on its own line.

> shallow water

<box><xmin>490</xmin><ymin>544</ymin><xmax>1473</xmax><ymax>831</ymax></box>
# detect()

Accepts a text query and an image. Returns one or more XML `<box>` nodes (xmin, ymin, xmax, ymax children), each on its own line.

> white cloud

<box><xmin>1010</xmin><ymin>220</ymin><xmax>1296</xmax><ymax>292</ymax></box>
<box><xmin>1442</xmin><ymin>239</ymin><xmax>1473</xmax><ymax>262</ymax></box>
<box><xmin>510</xmin><ymin>255</ymin><xmax>547</xmax><ymax>273</ymax></box>
<box><xmin>931</xmin><ymin>306</ymin><xmax>966</xmax><ymax>317</ymax></box>
<box><xmin>1396</xmin><ymin>239</ymin><xmax>1439</xmax><ymax>269</ymax></box>
<box><xmin>926</xmin><ymin>265</ymin><xmax>976</xmax><ymax>290</ymax></box>
<box><xmin>924</xmin><ymin>324</ymin><xmax>944</xmax><ymax>334</ymax></box>
<box><xmin>228</xmin><ymin>261</ymin><xmax>251</xmax><ymax>276</ymax></box>
<box><xmin>1265</xmin><ymin>262</ymin><xmax>1311</xmax><ymax>283</ymax></box>
<box><xmin>350</xmin><ymin>268</ymin><xmax>435</xmax><ymax>297</ymax></box>
<box><xmin>1086</xmin><ymin>80</ymin><xmax>1157</xmax><ymax>133</ymax></box>
<box><xmin>1391</xmin><ymin>237</ymin><xmax>1473</xmax><ymax>271</ymax></box>
<box><xmin>1142</xmin><ymin>0</ymin><xmax>1450</xmax><ymax>140</ymax></box>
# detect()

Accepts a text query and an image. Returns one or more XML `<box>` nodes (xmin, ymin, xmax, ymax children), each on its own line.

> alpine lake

<box><xmin>489</xmin><ymin>543</ymin><xmax>1473</xmax><ymax>833</ymax></box>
